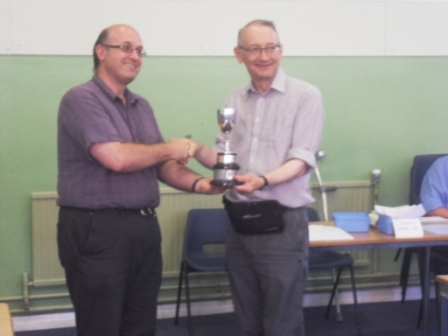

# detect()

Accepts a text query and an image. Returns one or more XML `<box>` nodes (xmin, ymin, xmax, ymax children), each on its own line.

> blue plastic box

<box><xmin>333</xmin><ymin>212</ymin><xmax>370</xmax><ymax>232</ymax></box>
<box><xmin>377</xmin><ymin>215</ymin><xmax>394</xmax><ymax>235</ymax></box>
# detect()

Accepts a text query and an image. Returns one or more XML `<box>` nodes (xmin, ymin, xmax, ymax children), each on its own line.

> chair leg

<box><xmin>417</xmin><ymin>299</ymin><xmax>423</xmax><ymax>329</ymax></box>
<box><xmin>416</xmin><ymin>249</ymin><xmax>426</xmax><ymax>329</ymax></box>
<box><xmin>349</xmin><ymin>265</ymin><xmax>361</xmax><ymax>336</ymax></box>
<box><xmin>184</xmin><ymin>266</ymin><xmax>194</xmax><ymax>336</ymax></box>
<box><xmin>436</xmin><ymin>281</ymin><xmax>441</xmax><ymax>333</ymax></box>
<box><xmin>332</xmin><ymin>268</ymin><xmax>343</xmax><ymax>322</ymax></box>
<box><xmin>174</xmin><ymin>261</ymin><xmax>186</xmax><ymax>325</ymax></box>
<box><xmin>324</xmin><ymin>265</ymin><xmax>361</xmax><ymax>335</ymax></box>
<box><xmin>394</xmin><ymin>248</ymin><xmax>402</xmax><ymax>262</ymax></box>
<box><xmin>325</xmin><ymin>267</ymin><xmax>343</xmax><ymax>319</ymax></box>
<box><xmin>400</xmin><ymin>249</ymin><xmax>412</xmax><ymax>304</ymax></box>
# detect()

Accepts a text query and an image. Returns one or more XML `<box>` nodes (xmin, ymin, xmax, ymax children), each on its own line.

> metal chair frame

<box><xmin>308</xmin><ymin>207</ymin><xmax>361</xmax><ymax>335</ymax></box>
<box><xmin>174</xmin><ymin>208</ymin><xmax>230</xmax><ymax>336</ymax></box>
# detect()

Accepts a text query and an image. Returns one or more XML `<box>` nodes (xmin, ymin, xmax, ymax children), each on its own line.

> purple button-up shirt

<box><xmin>57</xmin><ymin>76</ymin><xmax>164</xmax><ymax>209</ymax></box>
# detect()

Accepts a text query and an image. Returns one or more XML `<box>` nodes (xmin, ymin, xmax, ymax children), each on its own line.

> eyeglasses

<box><xmin>238</xmin><ymin>44</ymin><xmax>281</xmax><ymax>57</ymax></box>
<box><xmin>103</xmin><ymin>43</ymin><xmax>146</xmax><ymax>57</ymax></box>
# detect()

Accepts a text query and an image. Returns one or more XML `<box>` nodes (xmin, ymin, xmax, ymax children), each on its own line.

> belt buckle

<box><xmin>140</xmin><ymin>207</ymin><xmax>155</xmax><ymax>217</ymax></box>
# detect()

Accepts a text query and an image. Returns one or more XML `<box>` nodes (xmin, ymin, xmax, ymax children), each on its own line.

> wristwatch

<box><xmin>259</xmin><ymin>175</ymin><xmax>269</xmax><ymax>191</ymax></box>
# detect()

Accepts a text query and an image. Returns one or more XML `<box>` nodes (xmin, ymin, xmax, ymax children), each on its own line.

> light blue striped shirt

<box><xmin>216</xmin><ymin>68</ymin><xmax>325</xmax><ymax>208</ymax></box>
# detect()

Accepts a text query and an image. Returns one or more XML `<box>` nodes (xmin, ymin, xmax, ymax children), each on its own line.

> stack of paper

<box><xmin>309</xmin><ymin>225</ymin><xmax>354</xmax><ymax>242</ymax></box>
<box><xmin>421</xmin><ymin>216</ymin><xmax>448</xmax><ymax>235</ymax></box>
<box><xmin>374</xmin><ymin>204</ymin><xmax>426</xmax><ymax>218</ymax></box>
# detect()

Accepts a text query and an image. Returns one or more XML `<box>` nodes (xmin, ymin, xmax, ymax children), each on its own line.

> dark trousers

<box><xmin>226</xmin><ymin>207</ymin><xmax>309</xmax><ymax>336</ymax></box>
<box><xmin>57</xmin><ymin>207</ymin><xmax>162</xmax><ymax>336</ymax></box>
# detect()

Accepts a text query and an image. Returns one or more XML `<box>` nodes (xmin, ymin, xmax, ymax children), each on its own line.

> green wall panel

<box><xmin>1</xmin><ymin>56</ymin><xmax>448</xmax><ymax>299</ymax></box>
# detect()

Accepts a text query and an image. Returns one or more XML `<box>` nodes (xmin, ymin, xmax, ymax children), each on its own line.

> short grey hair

<box><xmin>237</xmin><ymin>20</ymin><xmax>279</xmax><ymax>46</ymax></box>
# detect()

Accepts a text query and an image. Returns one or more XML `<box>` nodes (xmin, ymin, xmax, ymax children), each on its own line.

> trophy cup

<box><xmin>211</xmin><ymin>108</ymin><xmax>241</xmax><ymax>186</ymax></box>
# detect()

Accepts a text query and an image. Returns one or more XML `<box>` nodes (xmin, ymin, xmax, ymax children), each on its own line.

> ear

<box><xmin>234</xmin><ymin>46</ymin><xmax>244</xmax><ymax>64</ymax></box>
<box><xmin>95</xmin><ymin>44</ymin><xmax>107</xmax><ymax>63</ymax></box>
<box><xmin>279</xmin><ymin>44</ymin><xmax>284</xmax><ymax>56</ymax></box>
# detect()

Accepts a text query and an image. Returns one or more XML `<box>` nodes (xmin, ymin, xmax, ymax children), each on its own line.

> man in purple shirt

<box><xmin>57</xmin><ymin>24</ymin><xmax>221</xmax><ymax>336</ymax></box>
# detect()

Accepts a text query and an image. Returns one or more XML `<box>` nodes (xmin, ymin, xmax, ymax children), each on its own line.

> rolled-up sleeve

<box><xmin>287</xmin><ymin>85</ymin><xmax>325</xmax><ymax>170</ymax></box>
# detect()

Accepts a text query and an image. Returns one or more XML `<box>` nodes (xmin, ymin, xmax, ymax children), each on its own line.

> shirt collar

<box><xmin>247</xmin><ymin>68</ymin><xmax>286</xmax><ymax>95</ymax></box>
<box><xmin>92</xmin><ymin>75</ymin><xmax>139</xmax><ymax>106</ymax></box>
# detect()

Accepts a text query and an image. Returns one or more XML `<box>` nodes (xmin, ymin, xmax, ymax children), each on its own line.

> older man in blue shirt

<box><xmin>421</xmin><ymin>155</ymin><xmax>448</xmax><ymax>218</ymax></box>
<box><xmin>420</xmin><ymin>155</ymin><xmax>448</xmax><ymax>276</ymax></box>
<box><xmin>195</xmin><ymin>19</ymin><xmax>325</xmax><ymax>336</ymax></box>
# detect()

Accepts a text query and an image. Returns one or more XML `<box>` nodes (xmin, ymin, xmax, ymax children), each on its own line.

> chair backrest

<box><xmin>306</xmin><ymin>207</ymin><xmax>321</xmax><ymax>222</ymax></box>
<box><xmin>183</xmin><ymin>208</ymin><xmax>230</xmax><ymax>257</ymax></box>
<box><xmin>409</xmin><ymin>154</ymin><xmax>448</xmax><ymax>205</ymax></box>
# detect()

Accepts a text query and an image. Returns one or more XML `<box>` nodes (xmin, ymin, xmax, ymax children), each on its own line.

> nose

<box><xmin>258</xmin><ymin>48</ymin><xmax>269</xmax><ymax>60</ymax></box>
<box><xmin>130</xmin><ymin>49</ymin><xmax>141</xmax><ymax>58</ymax></box>
<box><xmin>128</xmin><ymin>50</ymin><xmax>143</xmax><ymax>62</ymax></box>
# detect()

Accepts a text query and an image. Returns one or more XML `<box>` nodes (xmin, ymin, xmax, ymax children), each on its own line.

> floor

<box><xmin>15</xmin><ymin>299</ymin><xmax>438</xmax><ymax>336</ymax></box>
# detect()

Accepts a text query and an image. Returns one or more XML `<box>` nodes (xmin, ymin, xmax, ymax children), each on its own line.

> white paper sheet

<box><xmin>392</xmin><ymin>218</ymin><xmax>424</xmax><ymax>238</ymax></box>
<box><xmin>423</xmin><ymin>224</ymin><xmax>448</xmax><ymax>235</ymax></box>
<box><xmin>420</xmin><ymin>216</ymin><xmax>448</xmax><ymax>224</ymax></box>
<box><xmin>309</xmin><ymin>225</ymin><xmax>354</xmax><ymax>242</ymax></box>
<box><xmin>374</xmin><ymin>204</ymin><xmax>426</xmax><ymax>218</ymax></box>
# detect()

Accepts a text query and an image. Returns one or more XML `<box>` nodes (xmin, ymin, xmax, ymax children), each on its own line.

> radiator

<box><xmin>31</xmin><ymin>192</ymin><xmax>63</xmax><ymax>286</ymax></box>
<box><xmin>31</xmin><ymin>182</ymin><xmax>374</xmax><ymax>287</ymax></box>
<box><xmin>30</xmin><ymin>189</ymin><xmax>223</xmax><ymax>287</ymax></box>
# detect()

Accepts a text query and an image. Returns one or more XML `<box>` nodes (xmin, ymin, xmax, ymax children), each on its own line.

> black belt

<box><xmin>61</xmin><ymin>206</ymin><xmax>157</xmax><ymax>217</ymax></box>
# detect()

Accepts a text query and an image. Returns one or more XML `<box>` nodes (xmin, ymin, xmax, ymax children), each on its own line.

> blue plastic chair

<box><xmin>307</xmin><ymin>207</ymin><xmax>361</xmax><ymax>335</ymax></box>
<box><xmin>174</xmin><ymin>208</ymin><xmax>230</xmax><ymax>335</ymax></box>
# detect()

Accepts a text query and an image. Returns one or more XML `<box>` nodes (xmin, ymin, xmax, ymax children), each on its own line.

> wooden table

<box><xmin>310</xmin><ymin>221</ymin><xmax>448</xmax><ymax>336</ymax></box>
<box><xmin>0</xmin><ymin>303</ymin><xmax>14</xmax><ymax>336</ymax></box>
<box><xmin>436</xmin><ymin>275</ymin><xmax>448</xmax><ymax>336</ymax></box>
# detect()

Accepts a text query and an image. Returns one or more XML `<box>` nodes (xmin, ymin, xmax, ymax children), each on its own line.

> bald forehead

<box><xmin>108</xmin><ymin>24</ymin><xmax>137</xmax><ymax>34</ymax></box>
<box><xmin>238</xmin><ymin>24</ymin><xmax>279</xmax><ymax>45</ymax></box>
<box><xmin>106</xmin><ymin>24</ymin><xmax>141</xmax><ymax>43</ymax></box>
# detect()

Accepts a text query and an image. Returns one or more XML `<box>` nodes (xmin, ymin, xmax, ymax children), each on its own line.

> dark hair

<box><xmin>237</xmin><ymin>20</ymin><xmax>279</xmax><ymax>46</ymax></box>
<box><xmin>93</xmin><ymin>28</ymin><xmax>109</xmax><ymax>72</ymax></box>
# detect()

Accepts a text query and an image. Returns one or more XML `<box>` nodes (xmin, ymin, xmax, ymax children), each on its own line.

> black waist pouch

<box><xmin>224</xmin><ymin>198</ymin><xmax>285</xmax><ymax>235</ymax></box>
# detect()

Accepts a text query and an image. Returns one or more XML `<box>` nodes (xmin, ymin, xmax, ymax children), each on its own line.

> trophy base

<box><xmin>210</xmin><ymin>179</ymin><xmax>243</xmax><ymax>187</ymax></box>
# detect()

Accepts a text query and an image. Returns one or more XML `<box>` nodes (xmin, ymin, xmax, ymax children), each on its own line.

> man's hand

<box><xmin>167</xmin><ymin>138</ymin><xmax>200</xmax><ymax>165</ymax></box>
<box><xmin>232</xmin><ymin>174</ymin><xmax>265</xmax><ymax>195</ymax></box>
<box><xmin>194</xmin><ymin>177</ymin><xmax>226</xmax><ymax>194</ymax></box>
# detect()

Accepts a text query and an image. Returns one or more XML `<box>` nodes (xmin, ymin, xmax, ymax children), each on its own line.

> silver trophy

<box><xmin>211</xmin><ymin>108</ymin><xmax>241</xmax><ymax>186</ymax></box>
